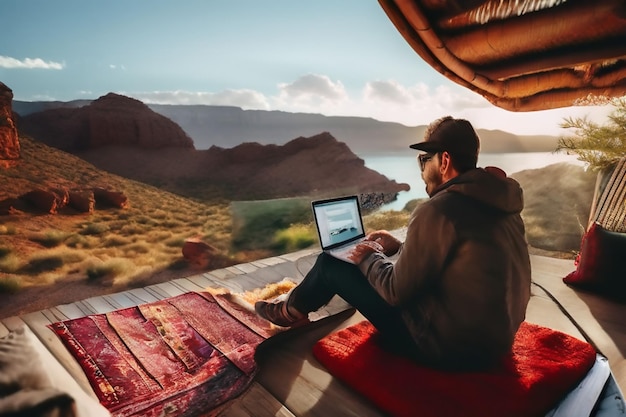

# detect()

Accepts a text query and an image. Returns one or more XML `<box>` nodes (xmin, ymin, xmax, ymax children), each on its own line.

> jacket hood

<box><xmin>434</xmin><ymin>167</ymin><xmax>524</xmax><ymax>214</ymax></box>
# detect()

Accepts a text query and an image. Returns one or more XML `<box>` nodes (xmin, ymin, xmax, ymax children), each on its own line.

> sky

<box><xmin>0</xmin><ymin>0</ymin><xmax>613</xmax><ymax>136</ymax></box>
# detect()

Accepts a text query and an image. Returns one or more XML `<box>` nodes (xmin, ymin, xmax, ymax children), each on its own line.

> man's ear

<box><xmin>439</xmin><ymin>151</ymin><xmax>451</xmax><ymax>174</ymax></box>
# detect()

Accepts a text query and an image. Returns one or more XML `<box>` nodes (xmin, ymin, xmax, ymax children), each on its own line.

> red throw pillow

<box><xmin>563</xmin><ymin>222</ymin><xmax>626</xmax><ymax>299</ymax></box>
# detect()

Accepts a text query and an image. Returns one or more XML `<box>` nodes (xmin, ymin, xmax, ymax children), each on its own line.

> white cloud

<box><xmin>277</xmin><ymin>74</ymin><xmax>347</xmax><ymax>102</ymax></box>
<box><xmin>123</xmin><ymin>74</ymin><xmax>614</xmax><ymax>136</ymax></box>
<box><xmin>0</xmin><ymin>55</ymin><xmax>64</xmax><ymax>70</ymax></box>
<box><xmin>131</xmin><ymin>89</ymin><xmax>270</xmax><ymax>109</ymax></box>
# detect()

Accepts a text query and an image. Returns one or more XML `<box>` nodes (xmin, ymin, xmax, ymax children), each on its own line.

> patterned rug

<box><xmin>313</xmin><ymin>320</ymin><xmax>597</xmax><ymax>417</ymax></box>
<box><xmin>49</xmin><ymin>290</ymin><xmax>286</xmax><ymax>417</ymax></box>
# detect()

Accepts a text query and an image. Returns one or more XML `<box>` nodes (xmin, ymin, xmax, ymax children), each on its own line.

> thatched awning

<box><xmin>378</xmin><ymin>0</ymin><xmax>626</xmax><ymax>111</ymax></box>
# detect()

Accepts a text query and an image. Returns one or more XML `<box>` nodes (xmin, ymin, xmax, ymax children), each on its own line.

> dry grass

<box><xmin>0</xmin><ymin>136</ymin><xmax>238</xmax><ymax>297</ymax></box>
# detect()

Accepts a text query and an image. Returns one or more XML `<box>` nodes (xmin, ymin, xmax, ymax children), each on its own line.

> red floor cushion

<box><xmin>313</xmin><ymin>320</ymin><xmax>596</xmax><ymax>417</ymax></box>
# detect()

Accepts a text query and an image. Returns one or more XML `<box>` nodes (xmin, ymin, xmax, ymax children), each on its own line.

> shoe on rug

<box><xmin>255</xmin><ymin>300</ymin><xmax>308</xmax><ymax>327</ymax></box>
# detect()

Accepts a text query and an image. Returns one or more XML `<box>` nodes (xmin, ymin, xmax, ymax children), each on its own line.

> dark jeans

<box><xmin>289</xmin><ymin>253</ymin><xmax>415</xmax><ymax>350</ymax></box>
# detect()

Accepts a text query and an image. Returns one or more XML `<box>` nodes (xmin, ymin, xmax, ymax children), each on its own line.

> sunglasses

<box><xmin>418</xmin><ymin>153</ymin><xmax>436</xmax><ymax>171</ymax></box>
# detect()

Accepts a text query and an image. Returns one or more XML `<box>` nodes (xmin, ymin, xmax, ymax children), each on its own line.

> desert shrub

<box><xmin>65</xmin><ymin>234</ymin><xmax>97</xmax><ymax>249</ymax></box>
<box><xmin>364</xmin><ymin>210</ymin><xmax>411</xmax><ymax>232</ymax></box>
<box><xmin>24</xmin><ymin>254</ymin><xmax>64</xmax><ymax>273</ymax></box>
<box><xmin>120</xmin><ymin>222</ymin><xmax>149</xmax><ymax>235</ymax></box>
<box><xmin>86</xmin><ymin>258</ymin><xmax>134</xmax><ymax>281</ymax></box>
<box><xmin>80</xmin><ymin>222</ymin><xmax>110</xmax><ymax>235</ymax></box>
<box><xmin>0</xmin><ymin>247</ymin><xmax>11</xmax><ymax>258</ymax></box>
<box><xmin>23</xmin><ymin>249</ymin><xmax>85</xmax><ymax>274</ymax></box>
<box><xmin>124</xmin><ymin>242</ymin><xmax>151</xmax><ymax>256</ymax></box>
<box><xmin>272</xmin><ymin>224</ymin><xmax>316</xmax><ymax>252</ymax></box>
<box><xmin>150</xmin><ymin>209</ymin><xmax>168</xmax><ymax>220</ymax></box>
<box><xmin>0</xmin><ymin>253</ymin><xmax>20</xmax><ymax>273</ymax></box>
<box><xmin>0</xmin><ymin>224</ymin><xmax>17</xmax><ymax>235</ymax></box>
<box><xmin>146</xmin><ymin>230</ymin><xmax>173</xmax><ymax>242</ymax></box>
<box><xmin>103</xmin><ymin>234</ymin><xmax>132</xmax><ymax>247</ymax></box>
<box><xmin>0</xmin><ymin>275</ymin><xmax>20</xmax><ymax>293</ymax></box>
<box><xmin>29</xmin><ymin>230</ymin><xmax>71</xmax><ymax>248</ymax></box>
<box><xmin>165</xmin><ymin>235</ymin><xmax>187</xmax><ymax>248</ymax></box>
<box><xmin>161</xmin><ymin>219</ymin><xmax>184</xmax><ymax>228</ymax></box>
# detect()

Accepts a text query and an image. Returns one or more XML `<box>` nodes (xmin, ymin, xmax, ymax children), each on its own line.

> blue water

<box><xmin>364</xmin><ymin>152</ymin><xmax>585</xmax><ymax>211</ymax></box>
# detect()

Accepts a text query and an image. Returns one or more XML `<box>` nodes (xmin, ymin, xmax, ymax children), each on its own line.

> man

<box><xmin>255</xmin><ymin>116</ymin><xmax>531</xmax><ymax>370</ymax></box>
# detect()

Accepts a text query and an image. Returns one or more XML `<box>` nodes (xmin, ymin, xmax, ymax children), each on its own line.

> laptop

<box><xmin>312</xmin><ymin>195</ymin><xmax>366</xmax><ymax>264</ymax></box>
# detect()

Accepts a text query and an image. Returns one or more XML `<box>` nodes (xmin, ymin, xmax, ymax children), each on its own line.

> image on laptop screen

<box><xmin>312</xmin><ymin>196</ymin><xmax>365</xmax><ymax>250</ymax></box>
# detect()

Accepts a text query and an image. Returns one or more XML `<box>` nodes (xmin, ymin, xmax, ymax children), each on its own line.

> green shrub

<box><xmin>0</xmin><ymin>253</ymin><xmax>20</xmax><ymax>273</ymax></box>
<box><xmin>80</xmin><ymin>222</ymin><xmax>110</xmax><ymax>235</ymax></box>
<box><xmin>0</xmin><ymin>224</ymin><xmax>17</xmax><ymax>235</ymax></box>
<box><xmin>0</xmin><ymin>247</ymin><xmax>11</xmax><ymax>258</ymax></box>
<box><xmin>22</xmin><ymin>250</ymin><xmax>85</xmax><ymax>274</ymax></box>
<box><xmin>364</xmin><ymin>210</ymin><xmax>411</xmax><ymax>232</ymax></box>
<box><xmin>86</xmin><ymin>258</ymin><xmax>133</xmax><ymax>281</ymax></box>
<box><xmin>0</xmin><ymin>275</ymin><xmax>20</xmax><ymax>293</ymax></box>
<box><xmin>272</xmin><ymin>224</ymin><xmax>316</xmax><ymax>252</ymax></box>
<box><xmin>24</xmin><ymin>254</ymin><xmax>64</xmax><ymax>273</ymax></box>
<box><xmin>29</xmin><ymin>230</ymin><xmax>71</xmax><ymax>248</ymax></box>
<box><xmin>103</xmin><ymin>235</ymin><xmax>132</xmax><ymax>247</ymax></box>
<box><xmin>231</xmin><ymin>197</ymin><xmax>311</xmax><ymax>251</ymax></box>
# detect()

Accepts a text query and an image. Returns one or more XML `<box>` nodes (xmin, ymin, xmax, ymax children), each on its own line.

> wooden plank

<box><xmin>255</xmin><ymin>310</ymin><xmax>386</xmax><ymax>417</ymax></box>
<box><xmin>105</xmin><ymin>291</ymin><xmax>145</xmax><ymax>308</ymax></box>
<box><xmin>82</xmin><ymin>295</ymin><xmax>118</xmax><ymax>314</ymax></box>
<box><xmin>145</xmin><ymin>281</ymin><xmax>188</xmax><ymax>299</ymax></box>
<box><xmin>55</xmin><ymin>302</ymin><xmax>92</xmax><ymax>319</ymax></box>
<box><xmin>185</xmin><ymin>274</ymin><xmax>219</xmax><ymax>290</ymax></box>
<box><xmin>125</xmin><ymin>287</ymin><xmax>160</xmax><ymax>304</ymax></box>
<box><xmin>278</xmin><ymin>249</ymin><xmax>318</xmax><ymax>262</ymax></box>
<box><xmin>205</xmin><ymin>268</ymin><xmax>237</xmax><ymax>281</ymax></box>
<box><xmin>230</xmin><ymin>262</ymin><xmax>260</xmax><ymax>275</ymax></box>
<box><xmin>252</xmin><ymin>257</ymin><xmax>287</xmax><ymax>267</ymax></box>
<box><xmin>222</xmin><ymin>382</ymin><xmax>296</xmax><ymax>417</ymax></box>
<box><xmin>172</xmin><ymin>277</ymin><xmax>205</xmax><ymax>292</ymax></box>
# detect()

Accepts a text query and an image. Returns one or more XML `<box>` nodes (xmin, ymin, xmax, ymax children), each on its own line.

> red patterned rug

<box><xmin>313</xmin><ymin>320</ymin><xmax>597</xmax><ymax>417</ymax></box>
<box><xmin>49</xmin><ymin>290</ymin><xmax>283</xmax><ymax>417</ymax></box>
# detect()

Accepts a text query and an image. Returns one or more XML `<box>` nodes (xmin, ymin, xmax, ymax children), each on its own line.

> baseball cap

<box><xmin>410</xmin><ymin>116</ymin><xmax>480</xmax><ymax>169</ymax></box>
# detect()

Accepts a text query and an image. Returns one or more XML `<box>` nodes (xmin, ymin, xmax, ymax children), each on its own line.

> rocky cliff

<box><xmin>74</xmin><ymin>132</ymin><xmax>410</xmax><ymax>201</ymax></box>
<box><xmin>19</xmin><ymin>93</ymin><xmax>195</xmax><ymax>150</ymax></box>
<box><xmin>0</xmin><ymin>82</ymin><xmax>20</xmax><ymax>168</ymax></box>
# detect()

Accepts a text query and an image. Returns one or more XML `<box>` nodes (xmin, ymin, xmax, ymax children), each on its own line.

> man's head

<box><xmin>410</xmin><ymin>116</ymin><xmax>480</xmax><ymax>195</ymax></box>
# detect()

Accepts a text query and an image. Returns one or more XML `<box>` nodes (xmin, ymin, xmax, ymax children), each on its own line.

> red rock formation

<box><xmin>0</xmin><ymin>198</ymin><xmax>21</xmax><ymax>215</ymax></box>
<box><xmin>51</xmin><ymin>187</ymin><xmax>70</xmax><ymax>209</ymax></box>
<box><xmin>182</xmin><ymin>237</ymin><xmax>218</xmax><ymax>268</ymax></box>
<box><xmin>69</xmin><ymin>190</ymin><xmax>95</xmax><ymax>213</ymax></box>
<box><xmin>20</xmin><ymin>189</ymin><xmax>58</xmax><ymax>214</ymax></box>
<box><xmin>20</xmin><ymin>92</ymin><xmax>195</xmax><ymax>151</ymax></box>
<box><xmin>93</xmin><ymin>187</ymin><xmax>129</xmax><ymax>208</ymax></box>
<box><xmin>0</xmin><ymin>82</ymin><xmax>20</xmax><ymax>168</ymax></box>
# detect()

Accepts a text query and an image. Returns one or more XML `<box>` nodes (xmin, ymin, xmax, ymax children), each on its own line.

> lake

<box><xmin>364</xmin><ymin>152</ymin><xmax>585</xmax><ymax>211</ymax></box>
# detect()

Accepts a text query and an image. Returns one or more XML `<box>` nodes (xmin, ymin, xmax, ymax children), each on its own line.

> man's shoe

<box><xmin>255</xmin><ymin>300</ymin><xmax>307</xmax><ymax>327</ymax></box>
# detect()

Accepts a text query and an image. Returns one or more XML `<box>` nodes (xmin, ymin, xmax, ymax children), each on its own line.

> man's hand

<box><xmin>348</xmin><ymin>240</ymin><xmax>384</xmax><ymax>264</ymax></box>
<box><xmin>365</xmin><ymin>230</ymin><xmax>402</xmax><ymax>256</ymax></box>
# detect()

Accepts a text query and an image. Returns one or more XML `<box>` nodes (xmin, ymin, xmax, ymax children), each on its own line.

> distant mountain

<box><xmin>19</xmin><ymin>93</ymin><xmax>194</xmax><ymax>150</ymax></box>
<box><xmin>14</xmin><ymin>99</ymin><xmax>559</xmax><ymax>155</ymax></box>
<box><xmin>13</xmin><ymin>94</ymin><xmax>407</xmax><ymax>202</ymax></box>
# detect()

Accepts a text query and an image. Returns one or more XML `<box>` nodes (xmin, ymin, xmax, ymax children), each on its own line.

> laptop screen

<box><xmin>312</xmin><ymin>196</ymin><xmax>365</xmax><ymax>250</ymax></box>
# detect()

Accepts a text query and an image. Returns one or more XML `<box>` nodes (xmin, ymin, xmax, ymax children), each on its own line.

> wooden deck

<box><xmin>2</xmin><ymin>238</ymin><xmax>626</xmax><ymax>417</ymax></box>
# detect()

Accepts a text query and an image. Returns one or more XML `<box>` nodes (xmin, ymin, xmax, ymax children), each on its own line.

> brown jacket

<box><xmin>359</xmin><ymin>168</ymin><xmax>531</xmax><ymax>369</ymax></box>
